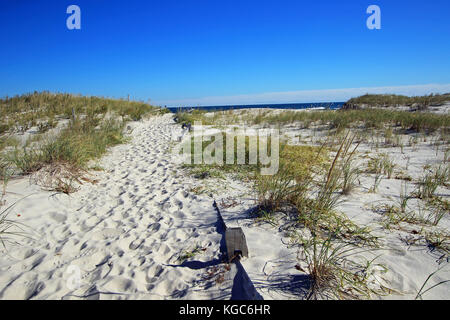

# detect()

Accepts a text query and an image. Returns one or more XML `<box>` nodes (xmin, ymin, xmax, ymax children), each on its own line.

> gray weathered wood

<box><xmin>225</xmin><ymin>227</ymin><xmax>248</xmax><ymax>262</ymax></box>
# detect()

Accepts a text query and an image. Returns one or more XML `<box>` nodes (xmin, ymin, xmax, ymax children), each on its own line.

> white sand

<box><xmin>0</xmin><ymin>111</ymin><xmax>449</xmax><ymax>300</ymax></box>
<box><xmin>0</xmin><ymin>114</ymin><xmax>236</xmax><ymax>300</ymax></box>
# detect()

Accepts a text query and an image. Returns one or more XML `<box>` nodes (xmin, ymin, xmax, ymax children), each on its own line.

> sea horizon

<box><xmin>166</xmin><ymin>101</ymin><xmax>345</xmax><ymax>113</ymax></box>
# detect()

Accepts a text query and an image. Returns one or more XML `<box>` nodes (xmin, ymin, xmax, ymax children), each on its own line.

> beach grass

<box><xmin>346</xmin><ymin>93</ymin><xmax>450</xmax><ymax>109</ymax></box>
<box><xmin>0</xmin><ymin>92</ymin><xmax>165</xmax><ymax>193</ymax></box>
<box><xmin>0</xmin><ymin>91</ymin><xmax>160</xmax><ymax>133</ymax></box>
<box><xmin>175</xmin><ymin>107</ymin><xmax>450</xmax><ymax>135</ymax></box>
<box><xmin>299</xmin><ymin>235</ymin><xmax>388</xmax><ymax>299</ymax></box>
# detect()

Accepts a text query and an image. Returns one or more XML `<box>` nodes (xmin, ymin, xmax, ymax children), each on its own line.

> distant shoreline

<box><xmin>166</xmin><ymin>102</ymin><xmax>345</xmax><ymax>113</ymax></box>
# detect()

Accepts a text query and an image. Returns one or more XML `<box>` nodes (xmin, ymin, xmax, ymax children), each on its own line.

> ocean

<box><xmin>166</xmin><ymin>102</ymin><xmax>344</xmax><ymax>113</ymax></box>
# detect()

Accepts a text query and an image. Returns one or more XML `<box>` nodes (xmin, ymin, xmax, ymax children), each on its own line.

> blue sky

<box><xmin>1</xmin><ymin>0</ymin><xmax>449</xmax><ymax>106</ymax></box>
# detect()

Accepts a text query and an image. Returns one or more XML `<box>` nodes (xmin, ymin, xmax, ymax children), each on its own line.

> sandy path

<box><xmin>0</xmin><ymin>114</ymin><xmax>230</xmax><ymax>300</ymax></box>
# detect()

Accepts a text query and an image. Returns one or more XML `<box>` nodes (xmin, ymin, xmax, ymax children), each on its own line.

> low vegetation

<box><xmin>0</xmin><ymin>92</ymin><xmax>165</xmax><ymax>195</ymax></box>
<box><xmin>175</xmin><ymin>106</ymin><xmax>450</xmax><ymax>135</ymax></box>
<box><xmin>346</xmin><ymin>93</ymin><xmax>450</xmax><ymax>109</ymax></box>
<box><xmin>0</xmin><ymin>91</ymin><xmax>160</xmax><ymax>134</ymax></box>
<box><xmin>176</xmin><ymin>95</ymin><xmax>450</xmax><ymax>299</ymax></box>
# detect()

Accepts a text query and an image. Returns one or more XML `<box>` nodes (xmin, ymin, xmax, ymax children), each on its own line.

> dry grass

<box><xmin>31</xmin><ymin>162</ymin><xmax>95</xmax><ymax>194</ymax></box>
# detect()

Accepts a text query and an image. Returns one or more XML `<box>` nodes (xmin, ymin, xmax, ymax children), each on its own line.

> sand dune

<box><xmin>0</xmin><ymin>114</ymin><xmax>235</xmax><ymax>300</ymax></box>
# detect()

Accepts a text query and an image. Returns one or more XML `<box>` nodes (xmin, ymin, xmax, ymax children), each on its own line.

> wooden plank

<box><xmin>213</xmin><ymin>200</ymin><xmax>249</xmax><ymax>262</ymax></box>
<box><xmin>225</xmin><ymin>227</ymin><xmax>249</xmax><ymax>262</ymax></box>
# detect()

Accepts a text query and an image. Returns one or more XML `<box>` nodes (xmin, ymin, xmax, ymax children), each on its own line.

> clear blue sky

<box><xmin>1</xmin><ymin>0</ymin><xmax>449</xmax><ymax>106</ymax></box>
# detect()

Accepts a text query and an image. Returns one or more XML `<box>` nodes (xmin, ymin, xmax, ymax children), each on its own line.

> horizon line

<box><xmin>154</xmin><ymin>83</ymin><xmax>450</xmax><ymax>107</ymax></box>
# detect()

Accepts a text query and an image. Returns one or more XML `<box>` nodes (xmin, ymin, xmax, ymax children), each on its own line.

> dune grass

<box><xmin>299</xmin><ymin>235</ymin><xmax>389</xmax><ymax>300</ymax></box>
<box><xmin>346</xmin><ymin>93</ymin><xmax>450</xmax><ymax>109</ymax></box>
<box><xmin>8</xmin><ymin>117</ymin><xmax>126</xmax><ymax>176</ymax></box>
<box><xmin>175</xmin><ymin>107</ymin><xmax>450</xmax><ymax>135</ymax></box>
<box><xmin>0</xmin><ymin>92</ymin><xmax>166</xmax><ymax>194</ymax></box>
<box><xmin>288</xmin><ymin>134</ymin><xmax>386</xmax><ymax>299</ymax></box>
<box><xmin>0</xmin><ymin>91</ymin><xmax>162</xmax><ymax>134</ymax></box>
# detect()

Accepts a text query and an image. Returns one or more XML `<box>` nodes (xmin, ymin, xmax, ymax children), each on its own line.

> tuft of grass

<box><xmin>398</xmin><ymin>181</ymin><xmax>410</xmax><ymax>214</ymax></box>
<box><xmin>424</xmin><ymin>197</ymin><xmax>449</xmax><ymax>226</ymax></box>
<box><xmin>414</xmin><ymin>171</ymin><xmax>440</xmax><ymax>200</ymax></box>
<box><xmin>298</xmin><ymin>234</ymin><xmax>389</xmax><ymax>300</ymax></box>
<box><xmin>0</xmin><ymin>199</ymin><xmax>32</xmax><ymax>249</ymax></box>
<box><xmin>340</xmin><ymin>142</ymin><xmax>361</xmax><ymax>195</ymax></box>
<box><xmin>255</xmin><ymin>144</ymin><xmax>328</xmax><ymax>213</ymax></box>
<box><xmin>256</xmin><ymin>162</ymin><xmax>307</xmax><ymax>213</ymax></box>
<box><xmin>374</xmin><ymin>200</ymin><xmax>446</xmax><ymax>229</ymax></box>
<box><xmin>367</xmin><ymin>153</ymin><xmax>395</xmax><ymax>179</ymax></box>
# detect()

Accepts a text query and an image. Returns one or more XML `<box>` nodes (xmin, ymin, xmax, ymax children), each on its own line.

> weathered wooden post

<box><xmin>213</xmin><ymin>200</ymin><xmax>249</xmax><ymax>262</ymax></box>
<box><xmin>225</xmin><ymin>227</ymin><xmax>249</xmax><ymax>262</ymax></box>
